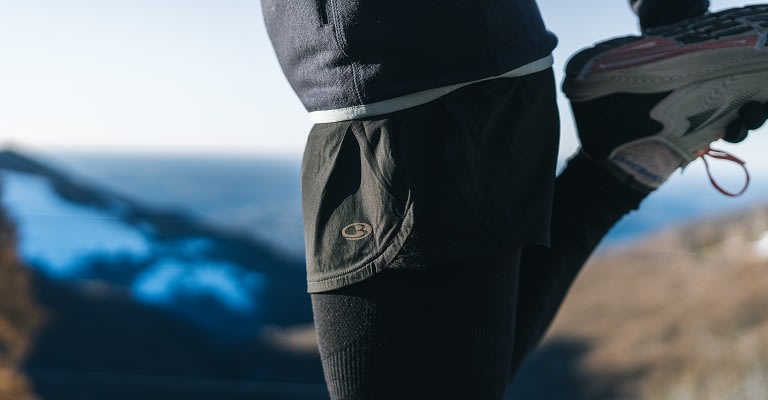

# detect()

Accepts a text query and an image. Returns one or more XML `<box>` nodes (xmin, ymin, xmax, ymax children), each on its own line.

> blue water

<box><xmin>0</xmin><ymin>171</ymin><xmax>152</xmax><ymax>276</ymax></box>
<box><xmin>39</xmin><ymin>152</ymin><xmax>768</xmax><ymax>255</ymax></box>
<box><xmin>42</xmin><ymin>152</ymin><xmax>306</xmax><ymax>256</ymax></box>
<box><xmin>603</xmin><ymin>166</ymin><xmax>768</xmax><ymax>249</ymax></box>
<box><xmin>0</xmin><ymin>169</ymin><xmax>269</xmax><ymax>329</ymax></box>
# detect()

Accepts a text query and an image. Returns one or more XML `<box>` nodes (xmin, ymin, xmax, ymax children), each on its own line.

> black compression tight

<box><xmin>311</xmin><ymin>249</ymin><xmax>522</xmax><ymax>400</ymax></box>
<box><xmin>311</xmin><ymin>154</ymin><xmax>648</xmax><ymax>400</ymax></box>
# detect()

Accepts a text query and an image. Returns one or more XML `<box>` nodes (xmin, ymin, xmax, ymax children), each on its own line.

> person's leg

<box><xmin>305</xmin><ymin>71</ymin><xmax>561</xmax><ymax>398</ymax></box>
<box><xmin>509</xmin><ymin>153</ymin><xmax>649</xmax><ymax>377</ymax></box>
<box><xmin>312</xmin><ymin>248</ymin><xmax>522</xmax><ymax>400</ymax></box>
<box><xmin>508</xmin><ymin>6</ymin><xmax>768</xmax><ymax>375</ymax></box>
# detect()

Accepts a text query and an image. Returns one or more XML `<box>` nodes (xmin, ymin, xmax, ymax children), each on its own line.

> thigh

<box><xmin>311</xmin><ymin>248</ymin><xmax>522</xmax><ymax>400</ymax></box>
<box><xmin>509</xmin><ymin>154</ymin><xmax>650</xmax><ymax>378</ymax></box>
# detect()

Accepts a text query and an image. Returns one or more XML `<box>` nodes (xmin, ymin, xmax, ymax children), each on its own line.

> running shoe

<box><xmin>563</xmin><ymin>5</ymin><xmax>768</xmax><ymax>195</ymax></box>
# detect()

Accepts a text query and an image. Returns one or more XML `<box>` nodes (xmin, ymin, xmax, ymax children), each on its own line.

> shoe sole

<box><xmin>624</xmin><ymin>69</ymin><xmax>768</xmax><ymax>162</ymax></box>
<box><xmin>563</xmin><ymin>4</ymin><xmax>768</xmax><ymax>102</ymax></box>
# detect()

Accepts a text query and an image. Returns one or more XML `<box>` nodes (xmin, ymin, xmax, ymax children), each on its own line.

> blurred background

<box><xmin>0</xmin><ymin>0</ymin><xmax>767</xmax><ymax>399</ymax></box>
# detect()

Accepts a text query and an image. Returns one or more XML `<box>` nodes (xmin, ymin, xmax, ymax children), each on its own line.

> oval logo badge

<box><xmin>341</xmin><ymin>223</ymin><xmax>373</xmax><ymax>241</ymax></box>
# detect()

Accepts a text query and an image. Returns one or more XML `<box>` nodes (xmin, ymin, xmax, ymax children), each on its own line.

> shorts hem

<box><xmin>306</xmin><ymin>201</ymin><xmax>416</xmax><ymax>293</ymax></box>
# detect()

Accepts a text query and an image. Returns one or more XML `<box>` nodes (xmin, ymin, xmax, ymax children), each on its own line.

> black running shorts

<box><xmin>301</xmin><ymin>69</ymin><xmax>560</xmax><ymax>292</ymax></box>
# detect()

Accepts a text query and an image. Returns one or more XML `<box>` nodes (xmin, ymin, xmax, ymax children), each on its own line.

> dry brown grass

<box><xmin>260</xmin><ymin>323</ymin><xmax>319</xmax><ymax>354</ymax></box>
<box><xmin>545</xmin><ymin>204</ymin><xmax>768</xmax><ymax>399</ymax></box>
<box><xmin>0</xmin><ymin>210</ymin><xmax>45</xmax><ymax>400</ymax></box>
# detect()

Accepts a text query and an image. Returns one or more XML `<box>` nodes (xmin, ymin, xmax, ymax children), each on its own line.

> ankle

<box><xmin>560</xmin><ymin>152</ymin><xmax>651</xmax><ymax>209</ymax></box>
<box><xmin>607</xmin><ymin>140</ymin><xmax>685</xmax><ymax>191</ymax></box>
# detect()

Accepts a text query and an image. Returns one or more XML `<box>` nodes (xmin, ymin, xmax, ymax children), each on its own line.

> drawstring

<box><xmin>696</xmin><ymin>146</ymin><xmax>750</xmax><ymax>197</ymax></box>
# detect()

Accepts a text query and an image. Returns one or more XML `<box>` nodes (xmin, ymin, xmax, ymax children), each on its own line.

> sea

<box><xmin>36</xmin><ymin>151</ymin><xmax>768</xmax><ymax>257</ymax></box>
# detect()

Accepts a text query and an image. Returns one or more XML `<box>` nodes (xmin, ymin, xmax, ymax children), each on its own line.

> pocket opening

<box><xmin>317</xmin><ymin>0</ymin><xmax>329</xmax><ymax>25</ymax></box>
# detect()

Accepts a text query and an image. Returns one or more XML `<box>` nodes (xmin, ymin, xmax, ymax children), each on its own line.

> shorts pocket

<box><xmin>301</xmin><ymin>120</ymin><xmax>413</xmax><ymax>292</ymax></box>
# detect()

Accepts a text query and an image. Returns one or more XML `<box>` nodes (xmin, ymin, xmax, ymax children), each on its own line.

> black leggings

<box><xmin>311</xmin><ymin>155</ymin><xmax>648</xmax><ymax>400</ymax></box>
<box><xmin>313</xmin><ymin>248</ymin><xmax>521</xmax><ymax>400</ymax></box>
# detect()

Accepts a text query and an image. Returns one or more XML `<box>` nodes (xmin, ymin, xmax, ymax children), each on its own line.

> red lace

<box><xmin>696</xmin><ymin>146</ymin><xmax>750</xmax><ymax>197</ymax></box>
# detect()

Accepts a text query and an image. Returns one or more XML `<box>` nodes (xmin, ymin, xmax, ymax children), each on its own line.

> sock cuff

<box><xmin>559</xmin><ymin>151</ymin><xmax>650</xmax><ymax>212</ymax></box>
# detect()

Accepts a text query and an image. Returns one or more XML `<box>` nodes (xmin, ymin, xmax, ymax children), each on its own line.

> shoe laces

<box><xmin>695</xmin><ymin>145</ymin><xmax>750</xmax><ymax>197</ymax></box>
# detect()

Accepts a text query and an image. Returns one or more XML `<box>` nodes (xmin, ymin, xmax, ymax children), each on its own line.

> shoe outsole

<box><xmin>640</xmin><ymin>69</ymin><xmax>768</xmax><ymax>162</ymax></box>
<box><xmin>563</xmin><ymin>4</ymin><xmax>768</xmax><ymax>102</ymax></box>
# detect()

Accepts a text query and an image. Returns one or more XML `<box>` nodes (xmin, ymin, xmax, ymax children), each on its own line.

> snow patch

<box><xmin>754</xmin><ymin>231</ymin><xmax>768</xmax><ymax>259</ymax></box>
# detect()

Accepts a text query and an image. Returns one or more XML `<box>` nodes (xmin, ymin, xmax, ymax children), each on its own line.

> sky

<box><xmin>0</xmin><ymin>0</ymin><xmax>766</xmax><ymax>166</ymax></box>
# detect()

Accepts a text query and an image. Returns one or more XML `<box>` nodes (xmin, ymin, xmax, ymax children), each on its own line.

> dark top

<box><xmin>262</xmin><ymin>0</ymin><xmax>557</xmax><ymax>118</ymax></box>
